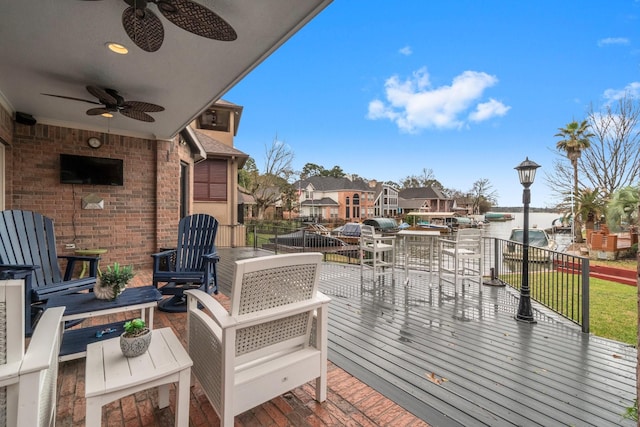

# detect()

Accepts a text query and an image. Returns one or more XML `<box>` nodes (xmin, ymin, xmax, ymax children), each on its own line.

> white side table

<box><xmin>85</xmin><ymin>327</ymin><xmax>192</xmax><ymax>426</ymax></box>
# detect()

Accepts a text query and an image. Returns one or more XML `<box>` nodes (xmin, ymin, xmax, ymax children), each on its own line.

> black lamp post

<box><xmin>515</xmin><ymin>157</ymin><xmax>541</xmax><ymax>323</ymax></box>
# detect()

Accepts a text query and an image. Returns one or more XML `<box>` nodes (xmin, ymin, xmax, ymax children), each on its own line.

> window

<box><xmin>194</xmin><ymin>159</ymin><xmax>227</xmax><ymax>201</ymax></box>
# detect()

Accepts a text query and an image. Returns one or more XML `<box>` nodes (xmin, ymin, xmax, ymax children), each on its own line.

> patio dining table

<box><xmin>397</xmin><ymin>229</ymin><xmax>441</xmax><ymax>283</ymax></box>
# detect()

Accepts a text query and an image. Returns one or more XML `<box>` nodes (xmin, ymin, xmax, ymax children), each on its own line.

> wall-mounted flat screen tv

<box><xmin>60</xmin><ymin>154</ymin><xmax>124</xmax><ymax>186</ymax></box>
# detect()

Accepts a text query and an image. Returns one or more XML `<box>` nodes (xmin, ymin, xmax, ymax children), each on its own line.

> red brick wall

<box><xmin>8</xmin><ymin>122</ymin><xmax>188</xmax><ymax>272</ymax></box>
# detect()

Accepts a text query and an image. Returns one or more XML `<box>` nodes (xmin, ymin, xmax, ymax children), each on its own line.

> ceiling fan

<box><xmin>90</xmin><ymin>0</ymin><xmax>237</xmax><ymax>52</ymax></box>
<box><xmin>42</xmin><ymin>85</ymin><xmax>165</xmax><ymax>122</ymax></box>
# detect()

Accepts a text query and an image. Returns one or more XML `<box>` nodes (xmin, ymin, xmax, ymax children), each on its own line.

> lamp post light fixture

<box><xmin>514</xmin><ymin>157</ymin><xmax>541</xmax><ymax>323</ymax></box>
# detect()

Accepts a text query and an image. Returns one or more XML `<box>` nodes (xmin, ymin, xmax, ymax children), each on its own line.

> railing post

<box><xmin>493</xmin><ymin>238</ymin><xmax>500</xmax><ymax>277</ymax></box>
<box><xmin>302</xmin><ymin>229</ymin><xmax>307</xmax><ymax>252</ymax></box>
<box><xmin>252</xmin><ymin>225</ymin><xmax>257</xmax><ymax>249</ymax></box>
<box><xmin>581</xmin><ymin>257</ymin><xmax>590</xmax><ymax>333</ymax></box>
<box><xmin>482</xmin><ymin>237</ymin><xmax>506</xmax><ymax>287</ymax></box>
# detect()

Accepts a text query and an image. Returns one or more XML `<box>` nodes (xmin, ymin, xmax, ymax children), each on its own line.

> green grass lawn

<box><xmin>589</xmin><ymin>277</ymin><xmax>637</xmax><ymax>345</ymax></box>
<box><xmin>501</xmin><ymin>262</ymin><xmax>637</xmax><ymax>345</ymax></box>
<box><xmin>588</xmin><ymin>258</ymin><xmax>636</xmax><ymax>345</ymax></box>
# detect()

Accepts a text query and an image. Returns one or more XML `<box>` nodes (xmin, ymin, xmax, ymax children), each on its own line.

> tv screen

<box><xmin>60</xmin><ymin>154</ymin><xmax>124</xmax><ymax>186</ymax></box>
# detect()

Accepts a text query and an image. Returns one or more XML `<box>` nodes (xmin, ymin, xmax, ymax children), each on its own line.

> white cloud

<box><xmin>469</xmin><ymin>98</ymin><xmax>511</xmax><ymax>122</ymax></box>
<box><xmin>603</xmin><ymin>82</ymin><xmax>640</xmax><ymax>101</ymax></box>
<box><xmin>399</xmin><ymin>46</ymin><xmax>413</xmax><ymax>56</ymax></box>
<box><xmin>597</xmin><ymin>37</ymin><xmax>630</xmax><ymax>47</ymax></box>
<box><xmin>367</xmin><ymin>67</ymin><xmax>509</xmax><ymax>133</ymax></box>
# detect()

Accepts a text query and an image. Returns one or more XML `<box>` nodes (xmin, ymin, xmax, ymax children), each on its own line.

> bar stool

<box><xmin>360</xmin><ymin>225</ymin><xmax>396</xmax><ymax>286</ymax></box>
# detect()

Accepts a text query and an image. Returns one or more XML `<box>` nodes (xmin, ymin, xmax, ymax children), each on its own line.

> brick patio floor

<box><xmin>54</xmin><ymin>269</ymin><xmax>431</xmax><ymax>426</ymax></box>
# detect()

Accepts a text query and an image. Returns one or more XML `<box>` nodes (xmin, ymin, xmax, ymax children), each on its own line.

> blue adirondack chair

<box><xmin>151</xmin><ymin>214</ymin><xmax>219</xmax><ymax>312</ymax></box>
<box><xmin>0</xmin><ymin>210</ymin><xmax>100</xmax><ymax>335</ymax></box>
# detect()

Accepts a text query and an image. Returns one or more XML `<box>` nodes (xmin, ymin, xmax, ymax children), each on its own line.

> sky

<box><xmin>225</xmin><ymin>0</ymin><xmax>640</xmax><ymax>208</ymax></box>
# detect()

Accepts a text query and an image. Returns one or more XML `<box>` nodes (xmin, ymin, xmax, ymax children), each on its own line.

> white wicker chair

<box><xmin>185</xmin><ymin>252</ymin><xmax>330</xmax><ymax>427</ymax></box>
<box><xmin>0</xmin><ymin>279</ymin><xmax>65</xmax><ymax>427</ymax></box>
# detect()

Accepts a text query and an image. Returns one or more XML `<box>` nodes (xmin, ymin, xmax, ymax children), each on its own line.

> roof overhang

<box><xmin>0</xmin><ymin>1</ymin><xmax>333</xmax><ymax>141</ymax></box>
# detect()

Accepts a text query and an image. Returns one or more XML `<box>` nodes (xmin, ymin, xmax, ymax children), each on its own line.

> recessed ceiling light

<box><xmin>106</xmin><ymin>42</ymin><xmax>128</xmax><ymax>55</ymax></box>
<box><xmin>101</xmin><ymin>112</ymin><xmax>114</xmax><ymax>118</ymax></box>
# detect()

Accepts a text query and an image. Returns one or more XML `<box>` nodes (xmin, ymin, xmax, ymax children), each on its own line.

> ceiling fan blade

<box><xmin>120</xmin><ymin>109</ymin><xmax>155</xmax><ymax>122</ymax></box>
<box><xmin>86</xmin><ymin>86</ymin><xmax>118</xmax><ymax>106</ymax></box>
<box><xmin>155</xmin><ymin>0</ymin><xmax>237</xmax><ymax>41</ymax></box>
<box><xmin>123</xmin><ymin>101</ymin><xmax>165</xmax><ymax>112</ymax></box>
<box><xmin>105</xmin><ymin>88</ymin><xmax>125</xmax><ymax>106</ymax></box>
<box><xmin>122</xmin><ymin>6</ymin><xmax>164</xmax><ymax>52</ymax></box>
<box><xmin>86</xmin><ymin>107</ymin><xmax>111</xmax><ymax>116</ymax></box>
<box><xmin>41</xmin><ymin>93</ymin><xmax>101</xmax><ymax>105</ymax></box>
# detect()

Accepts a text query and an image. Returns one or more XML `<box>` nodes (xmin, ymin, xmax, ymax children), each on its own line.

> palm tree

<box><xmin>606</xmin><ymin>186</ymin><xmax>639</xmax><ymax>232</ymax></box>
<box><xmin>555</xmin><ymin>120</ymin><xmax>594</xmax><ymax>242</ymax></box>
<box><xmin>575</xmin><ymin>188</ymin><xmax>606</xmax><ymax>231</ymax></box>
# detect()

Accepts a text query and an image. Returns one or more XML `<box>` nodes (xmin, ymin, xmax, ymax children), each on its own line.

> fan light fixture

<box><xmin>42</xmin><ymin>86</ymin><xmax>164</xmax><ymax>122</ymax></box>
<box><xmin>106</xmin><ymin>42</ymin><xmax>129</xmax><ymax>55</ymax></box>
<box><xmin>86</xmin><ymin>0</ymin><xmax>238</xmax><ymax>52</ymax></box>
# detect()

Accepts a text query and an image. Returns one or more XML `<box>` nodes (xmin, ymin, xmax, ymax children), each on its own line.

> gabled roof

<box><xmin>300</xmin><ymin>197</ymin><xmax>338</xmax><ymax>206</ymax></box>
<box><xmin>298</xmin><ymin>176</ymin><xmax>373</xmax><ymax>192</ymax></box>
<box><xmin>237</xmin><ymin>187</ymin><xmax>255</xmax><ymax>204</ymax></box>
<box><xmin>398</xmin><ymin>198</ymin><xmax>427</xmax><ymax>210</ymax></box>
<box><xmin>370</xmin><ymin>181</ymin><xmax>399</xmax><ymax>199</ymax></box>
<box><xmin>398</xmin><ymin>186</ymin><xmax>449</xmax><ymax>200</ymax></box>
<box><xmin>193</xmin><ymin>129</ymin><xmax>249</xmax><ymax>167</ymax></box>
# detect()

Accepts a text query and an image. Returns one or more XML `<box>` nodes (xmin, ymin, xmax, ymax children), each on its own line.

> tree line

<box><xmin>548</xmin><ymin>93</ymin><xmax>640</xmax><ymax>243</ymax></box>
<box><xmin>239</xmin><ymin>139</ymin><xmax>498</xmax><ymax>219</ymax></box>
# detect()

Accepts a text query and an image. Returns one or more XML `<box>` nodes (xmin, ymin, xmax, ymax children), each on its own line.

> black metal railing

<box><xmin>483</xmin><ymin>237</ymin><xmax>589</xmax><ymax>332</ymax></box>
<box><xmin>218</xmin><ymin>224</ymin><xmax>590</xmax><ymax>332</ymax></box>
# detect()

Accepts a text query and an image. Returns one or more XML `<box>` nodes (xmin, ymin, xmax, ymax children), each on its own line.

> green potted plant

<box><xmin>120</xmin><ymin>318</ymin><xmax>152</xmax><ymax>357</ymax></box>
<box><xmin>94</xmin><ymin>262</ymin><xmax>134</xmax><ymax>300</ymax></box>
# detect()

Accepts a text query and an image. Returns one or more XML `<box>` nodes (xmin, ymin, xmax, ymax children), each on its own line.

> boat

<box><xmin>550</xmin><ymin>217</ymin><xmax>572</xmax><ymax>234</ymax></box>
<box><xmin>330</xmin><ymin>222</ymin><xmax>362</xmax><ymax>244</ymax></box>
<box><xmin>445</xmin><ymin>216</ymin><xmax>473</xmax><ymax>230</ymax></box>
<box><xmin>485</xmin><ymin>212</ymin><xmax>515</xmax><ymax>222</ymax></box>
<box><xmin>405</xmin><ymin>212</ymin><xmax>455</xmax><ymax>233</ymax></box>
<box><xmin>503</xmin><ymin>228</ymin><xmax>557</xmax><ymax>262</ymax></box>
<box><xmin>363</xmin><ymin>218</ymin><xmax>400</xmax><ymax>233</ymax></box>
<box><xmin>416</xmin><ymin>222</ymin><xmax>450</xmax><ymax>232</ymax></box>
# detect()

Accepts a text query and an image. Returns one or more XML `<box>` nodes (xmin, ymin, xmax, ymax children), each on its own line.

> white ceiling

<box><xmin>0</xmin><ymin>0</ymin><xmax>332</xmax><ymax>140</ymax></box>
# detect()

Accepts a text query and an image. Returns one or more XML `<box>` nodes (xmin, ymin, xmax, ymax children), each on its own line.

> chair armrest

<box><xmin>185</xmin><ymin>289</ymin><xmax>235</xmax><ymax>329</ymax></box>
<box><xmin>0</xmin><ymin>362</ymin><xmax>21</xmax><ymax>387</ymax></box>
<box><xmin>151</xmin><ymin>249</ymin><xmax>177</xmax><ymax>259</ymax></box>
<box><xmin>59</xmin><ymin>256</ymin><xmax>100</xmax><ymax>281</ymax></box>
<box><xmin>201</xmin><ymin>252</ymin><xmax>220</xmax><ymax>262</ymax></box>
<box><xmin>151</xmin><ymin>250</ymin><xmax>177</xmax><ymax>275</ymax></box>
<box><xmin>21</xmin><ymin>306</ymin><xmax>65</xmax><ymax>374</ymax></box>
<box><xmin>0</xmin><ymin>265</ymin><xmax>38</xmax><ymax>276</ymax></box>
<box><xmin>0</xmin><ymin>264</ymin><xmax>37</xmax><ymax>271</ymax></box>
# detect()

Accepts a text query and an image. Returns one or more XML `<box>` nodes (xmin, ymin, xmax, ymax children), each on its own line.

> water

<box><xmin>481</xmin><ymin>212</ymin><xmax>573</xmax><ymax>252</ymax></box>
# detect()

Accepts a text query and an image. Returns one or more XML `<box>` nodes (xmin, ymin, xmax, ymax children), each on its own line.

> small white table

<box><xmin>397</xmin><ymin>229</ymin><xmax>441</xmax><ymax>282</ymax></box>
<box><xmin>85</xmin><ymin>327</ymin><xmax>193</xmax><ymax>426</ymax></box>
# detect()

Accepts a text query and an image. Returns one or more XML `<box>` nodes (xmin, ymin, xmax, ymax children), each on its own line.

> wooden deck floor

<box><xmin>217</xmin><ymin>248</ymin><xmax>637</xmax><ymax>427</ymax></box>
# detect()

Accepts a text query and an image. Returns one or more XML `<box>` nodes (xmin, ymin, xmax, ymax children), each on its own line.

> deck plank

<box><xmin>216</xmin><ymin>248</ymin><xmax>637</xmax><ymax>427</ymax></box>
